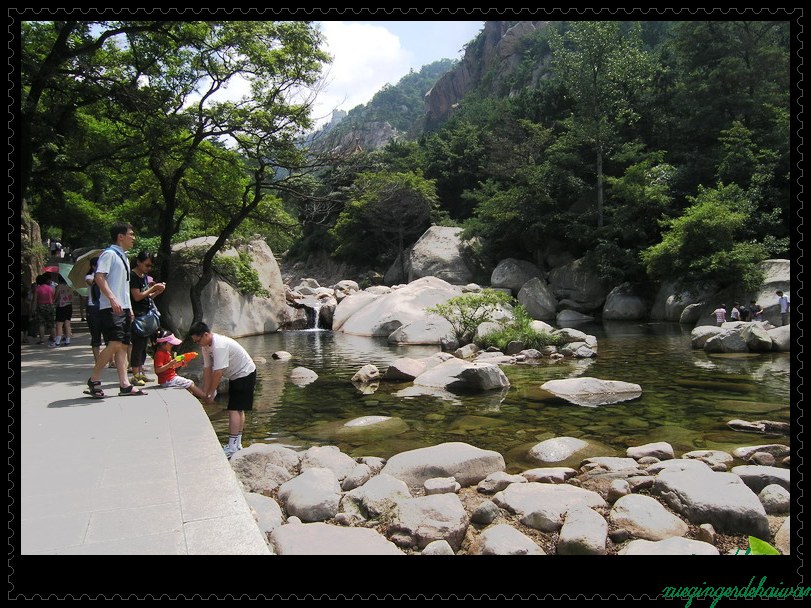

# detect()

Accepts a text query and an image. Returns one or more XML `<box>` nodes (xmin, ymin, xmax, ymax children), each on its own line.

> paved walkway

<box><xmin>18</xmin><ymin>326</ymin><xmax>270</xmax><ymax>555</ymax></box>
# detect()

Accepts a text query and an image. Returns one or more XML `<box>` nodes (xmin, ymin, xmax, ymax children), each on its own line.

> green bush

<box><xmin>212</xmin><ymin>251</ymin><xmax>269</xmax><ymax>298</ymax></box>
<box><xmin>474</xmin><ymin>305</ymin><xmax>565</xmax><ymax>352</ymax></box>
<box><xmin>427</xmin><ymin>289</ymin><xmax>514</xmax><ymax>346</ymax></box>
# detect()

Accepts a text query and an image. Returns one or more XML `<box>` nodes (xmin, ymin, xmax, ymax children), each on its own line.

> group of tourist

<box><xmin>712</xmin><ymin>293</ymin><xmax>790</xmax><ymax>326</ymax></box>
<box><xmin>82</xmin><ymin>221</ymin><xmax>255</xmax><ymax>459</ymax></box>
<box><xmin>21</xmin><ymin>272</ymin><xmax>75</xmax><ymax>347</ymax></box>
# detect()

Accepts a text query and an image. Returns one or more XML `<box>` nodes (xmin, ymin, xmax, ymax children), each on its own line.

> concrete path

<box><xmin>17</xmin><ymin>327</ymin><xmax>270</xmax><ymax>555</ymax></box>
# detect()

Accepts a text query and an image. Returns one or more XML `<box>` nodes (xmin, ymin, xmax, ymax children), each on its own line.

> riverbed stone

<box><xmin>646</xmin><ymin>459</ymin><xmax>713</xmax><ymax>475</ymax></box>
<box><xmin>492</xmin><ymin>482</ymin><xmax>606</xmax><ymax>532</ymax></box>
<box><xmin>477</xmin><ymin>472</ymin><xmax>526</xmax><ymax>494</ymax></box>
<box><xmin>731</xmin><ymin>465</ymin><xmax>790</xmax><ymax>493</ymax></box>
<box><xmin>559</xmin><ymin>342</ymin><xmax>597</xmax><ymax>358</ymax></box>
<box><xmin>618</xmin><ymin>537</ymin><xmax>719</xmax><ymax>556</ymax></box>
<box><xmin>278</xmin><ymin>468</ymin><xmax>342</xmax><ymax>522</ymax></box>
<box><xmin>609</xmin><ymin>494</ymin><xmax>689</xmax><ymax>541</ymax></box>
<box><xmin>422</xmin><ymin>540</ymin><xmax>455</xmax><ymax>555</ymax></box>
<box><xmin>517</xmin><ymin>277</ymin><xmax>557</xmax><ymax>320</ymax></box>
<box><xmin>389</xmin><ymin>493</ymin><xmax>469</xmax><ymax>551</ymax></box>
<box><xmin>727</xmin><ymin>419</ymin><xmax>790</xmax><ymax>435</ymax></box>
<box><xmin>471</xmin><ymin>500</ymin><xmax>501</xmax><ymax>525</ymax></box>
<box><xmin>529</xmin><ymin>437</ymin><xmax>587</xmax><ymax>464</ymax></box>
<box><xmin>289</xmin><ymin>367</ymin><xmax>318</xmax><ymax>387</ymax></box>
<box><xmin>380</xmin><ymin>442</ymin><xmax>506</xmax><ymax>491</ymax></box>
<box><xmin>751</xmin><ymin>452</ymin><xmax>776</xmax><ymax>466</ymax></box>
<box><xmin>767</xmin><ymin>325</ymin><xmax>790</xmax><ymax>351</ymax></box>
<box><xmin>627</xmin><ymin>476</ymin><xmax>655</xmax><ymax>492</ymax></box>
<box><xmin>690</xmin><ymin>326</ymin><xmax>724</xmax><ymax>349</ymax></box>
<box><xmin>271</xmin><ymin>522</ymin><xmax>404</xmax><ymax>555</ymax></box>
<box><xmin>581</xmin><ymin>457</ymin><xmax>641</xmax><ymax>472</ymax></box>
<box><xmin>351</xmin><ymin>364</ymin><xmax>380</xmax><ymax>383</ymax></box>
<box><xmin>357</xmin><ymin>456</ymin><xmax>386</xmax><ymax>474</ymax></box>
<box><xmin>454</xmin><ymin>343</ymin><xmax>480</xmax><ymax>359</ymax></box>
<box><xmin>557</xmin><ymin>505</ymin><xmax>608</xmax><ymax>555</ymax></box>
<box><xmin>424</xmin><ymin>477</ymin><xmax>461</xmax><ymax>495</ymax></box>
<box><xmin>637</xmin><ymin>456</ymin><xmax>660</xmax><ymax>465</ymax></box>
<box><xmin>340</xmin><ymin>474</ymin><xmax>412</xmax><ymax>521</ymax></box>
<box><xmin>758</xmin><ymin>484</ymin><xmax>790</xmax><ymax>514</ymax></box>
<box><xmin>683</xmin><ymin>450</ymin><xmax>733</xmax><ymax>467</ymax></box>
<box><xmin>383</xmin><ymin>358</ymin><xmax>428</xmax><ymax>381</ymax></box>
<box><xmin>706</xmin><ymin>330</ymin><xmax>750</xmax><ymax>353</ymax></box>
<box><xmin>491</xmin><ymin>258</ymin><xmax>542</xmax><ymax>294</ymax></box>
<box><xmin>470</xmin><ymin>524</ymin><xmax>545</xmax><ymax>555</ymax></box>
<box><xmin>627</xmin><ymin>442</ymin><xmax>674</xmax><ymax>461</ymax></box>
<box><xmin>652</xmin><ymin>469</ymin><xmax>770</xmax><ymax>538</ymax></box>
<box><xmin>775</xmin><ymin>518</ymin><xmax>790</xmax><ymax>555</ymax></box>
<box><xmin>341</xmin><ymin>464</ymin><xmax>373</xmax><ymax>492</ymax></box>
<box><xmin>539</xmin><ymin>377</ymin><xmax>642</xmax><ymax>407</ymax></box>
<box><xmin>413</xmin><ymin>358</ymin><xmax>510</xmax><ymax>392</ymax></box>
<box><xmin>607</xmin><ymin>479</ymin><xmax>631</xmax><ymax>503</ymax></box>
<box><xmin>271</xmin><ymin>350</ymin><xmax>293</xmax><ymax>361</ymax></box>
<box><xmin>732</xmin><ymin>444</ymin><xmax>790</xmax><ymax>461</ymax></box>
<box><xmin>552</xmin><ymin>328</ymin><xmax>590</xmax><ymax>344</ymax></box>
<box><xmin>739</xmin><ymin>323</ymin><xmax>774</xmax><ymax>352</ymax></box>
<box><xmin>520</xmin><ymin>467</ymin><xmax>578</xmax><ymax>484</ymax></box>
<box><xmin>300</xmin><ymin>445</ymin><xmax>358</xmax><ymax>482</ymax></box>
<box><xmin>244</xmin><ymin>492</ymin><xmax>284</xmax><ymax>536</ymax></box>
<box><xmin>230</xmin><ymin>443</ymin><xmax>301</xmax><ymax>493</ymax></box>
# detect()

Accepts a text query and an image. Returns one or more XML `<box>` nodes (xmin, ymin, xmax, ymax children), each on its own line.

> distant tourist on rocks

<box><xmin>85</xmin><ymin>222</ymin><xmax>146</xmax><ymax>398</ymax></box>
<box><xmin>750</xmin><ymin>300</ymin><xmax>763</xmax><ymax>321</ymax></box>
<box><xmin>153</xmin><ymin>330</ymin><xmax>207</xmax><ymax>400</ymax></box>
<box><xmin>776</xmin><ymin>291</ymin><xmax>790</xmax><ymax>326</ymax></box>
<box><xmin>738</xmin><ymin>302</ymin><xmax>750</xmax><ymax>322</ymax></box>
<box><xmin>730</xmin><ymin>303</ymin><xmax>741</xmax><ymax>321</ymax></box>
<box><xmin>190</xmin><ymin>321</ymin><xmax>257</xmax><ymax>459</ymax></box>
<box><xmin>712</xmin><ymin>304</ymin><xmax>727</xmax><ymax>326</ymax></box>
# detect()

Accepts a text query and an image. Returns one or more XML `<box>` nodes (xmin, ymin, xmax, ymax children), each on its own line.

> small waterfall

<box><xmin>305</xmin><ymin>300</ymin><xmax>324</xmax><ymax>331</ymax></box>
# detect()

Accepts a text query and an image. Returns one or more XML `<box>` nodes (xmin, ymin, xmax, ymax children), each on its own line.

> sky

<box><xmin>311</xmin><ymin>21</ymin><xmax>484</xmax><ymax>127</ymax></box>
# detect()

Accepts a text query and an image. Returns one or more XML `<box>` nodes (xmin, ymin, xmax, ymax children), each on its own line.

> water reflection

<box><xmin>201</xmin><ymin>322</ymin><xmax>791</xmax><ymax>467</ymax></box>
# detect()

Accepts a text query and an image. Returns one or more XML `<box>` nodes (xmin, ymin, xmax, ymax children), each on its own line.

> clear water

<box><xmin>199</xmin><ymin>321</ymin><xmax>791</xmax><ymax>472</ymax></box>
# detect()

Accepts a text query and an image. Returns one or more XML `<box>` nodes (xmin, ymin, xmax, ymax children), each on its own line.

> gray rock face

<box><xmin>340</xmin><ymin>474</ymin><xmax>412</xmax><ymax>520</ymax></box>
<box><xmin>627</xmin><ymin>442</ymin><xmax>674</xmax><ymax>461</ymax></box>
<box><xmin>690</xmin><ymin>326</ymin><xmax>724</xmax><ymax>349</ymax></box>
<box><xmin>383</xmin><ymin>357</ymin><xmax>428</xmax><ymax>381</ymax></box>
<box><xmin>602</xmin><ymin>283</ymin><xmax>648</xmax><ymax>321</ymax></box>
<box><xmin>557</xmin><ymin>505</ymin><xmax>608</xmax><ymax>555</ymax></box>
<box><xmin>162</xmin><ymin>238</ymin><xmax>287</xmax><ymax>338</ymax></box>
<box><xmin>351</xmin><ymin>364</ymin><xmax>380</xmax><ymax>383</ymax></box>
<box><xmin>758</xmin><ymin>484</ymin><xmax>790</xmax><ymax>514</ymax></box>
<box><xmin>517</xmin><ymin>277</ymin><xmax>557</xmax><ymax>320</ymax></box>
<box><xmin>402</xmin><ymin>226</ymin><xmax>478</xmax><ymax>284</ymax></box>
<box><xmin>652</xmin><ymin>470</ymin><xmax>770</xmax><ymax>538</ymax></box>
<box><xmin>492</xmin><ymin>482</ymin><xmax>606</xmax><ymax>532</ymax></box>
<box><xmin>470</xmin><ymin>524</ymin><xmax>545</xmax><ymax>555</ymax></box>
<box><xmin>477</xmin><ymin>472</ymin><xmax>527</xmax><ymax>494</ymax></box>
<box><xmin>389</xmin><ymin>493</ymin><xmax>469</xmax><ymax>550</ymax></box>
<box><xmin>244</xmin><ymin>492</ymin><xmax>284</xmax><ymax>536</ymax></box>
<box><xmin>424</xmin><ymin>477</ymin><xmax>461</xmax><ymax>495</ymax></box>
<box><xmin>380</xmin><ymin>442</ymin><xmax>506</xmax><ymax>491</ymax></box>
<box><xmin>618</xmin><ymin>537</ymin><xmax>719</xmax><ymax>555</ymax></box>
<box><xmin>413</xmin><ymin>358</ymin><xmax>510</xmax><ymax>392</ymax></box>
<box><xmin>341</xmin><ymin>464</ymin><xmax>373</xmax><ymax>492</ymax></box>
<box><xmin>732</xmin><ymin>444</ymin><xmax>790</xmax><ymax>461</ymax></box>
<box><xmin>490</xmin><ymin>258</ymin><xmax>542</xmax><ymax>294</ymax></box>
<box><xmin>300</xmin><ymin>445</ymin><xmax>358</xmax><ymax>481</ymax></box>
<box><xmin>731</xmin><ymin>465</ymin><xmax>790</xmax><ymax>493</ymax></box>
<box><xmin>548</xmin><ymin>258</ymin><xmax>611</xmax><ymax>313</ymax></box>
<box><xmin>705</xmin><ymin>330</ymin><xmax>749</xmax><ymax>353</ymax></box>
<box><xmin>471</xmin><ymin>500</ymin><xmax>501</xmax><ymax>525</ymax></box>
<box><xmin>775</xmin><ymin>518</ymin><xmax>790</xmax><ymax>555</ymax></box>
<box><xmin>768</xmin><ymin>325</ymin><xmax>790</xmax><ymax>351</ymax></box>
<box><xmin>230</xmin><ymin>443</ymin><xmax>301</xmax><ymax>493</ymax></box>
<box><xmin>609</xmin><ymin>494</ymin><xmax>689</xmax><ymax>541</ymax></box>
<box><xmin>740</xmin><ymin>323</ymin><xmax>774</xmax><ymax>352</ymax></box>
<box><xmin>540</xmin><ymin>377</ymin><xmax>642</xmax><ymax>407</ymax></box>
<box><xmin>271</xmin><ymin>522</ymin><xmax>404</xmax><ymax>555</ymax></box>
<box><xmin>278</xmin><ymin>468</ymin><xmax>342</xmax><ymax>522</ymax></box>
<box><xmin>422</xmin><ymin>540</ymin><xmax>455</xmax><ymax>555</ymax></box>
<box><xmin>650</xmin><ymin>282</ymin><xmax>706</xmax><ymax>321</ymax></box>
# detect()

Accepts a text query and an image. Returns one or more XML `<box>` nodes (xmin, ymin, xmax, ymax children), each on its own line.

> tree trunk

<box><xmin>597</xmin><ymin>149</ymin><xmax>604</xmax><ymax>229</ymax></box>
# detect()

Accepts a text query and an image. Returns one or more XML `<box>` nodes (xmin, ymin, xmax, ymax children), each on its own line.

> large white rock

<box><xmin>548</xmin><ymin>258</ymin><xmax>611</xmax><ymax>313</ymax></box>
<box><xmin>618</xmin><ymin>537</ymin><xmax>719</xmax><ymax>555</ymax></box>
<box><xmin>244</xmin><ymin>492</ymin><xmax>284</xmax><ymax>536</ymax></box>
<box><xmin>646</xmin><ymin>459</ymin><xmax>714</xmax><ymax>475</ymax></box>
<box><xmin>602</xmin><ymin>283</ymin><xmax>648</xmax><ymax>321</ymax></box>
<box><xmin>161</xmin><ymin>238</ymin><xmax>287</xmax><ymax>338</ymax></box>
<box><xmin>389</xmin><ymin>493</ymin><xmax>469</xmax><ymax>550</ymax></box>
<box><xmin>332</xmin><ymin>291</ymin><xmax>381</xmax><ymax>331</ymax></box>
<box><xmin>557</xmin><ymin>505</ymin><xmax>608</xmax><ymax>555</ymax></box>
<box><xmin>581</xmin><ymin>457</ymin><xmax>641</xmax><ymax>472</ymax></box>
<box><xmin>539</xmin><ymin>377</ymin><xmax>642</xmax><ymax>407</ymax></box>
<box><xmin>300</xmin><ymin>445</ymin><xmax>358</xmax><ymax>481</ymax></box>
<box><xmin>753</xmin><ymin>259</ymin><xmax>790</xmax><ymax>325</ymax></box>
<box><xmin>404</xmin><ymin>226</ymin><xmax>479</xmax><ymax>284</ymax></box>
<box><xmin>271</xmin><ymin>522</ymin><xmax>404</xmax><ymax>555</ymax></box>
<box><xmin>490</xmin><ymin>258</ymin><xmax>542</xmax><ymax>294</ymax></box>
<box><xmin>387</xmin><ymin>318</ymin><xmax>455</xmax><ymax>345</ymax></box>
<box><xmin>413</xmin><ymin>357</ymin><xmax>510</xmax><ymax>391</ymax></box>
<box><xmin>477</xmin><ymin>472</ymin><xmax>527</xmax><ymax>494</ymax></box>
<box><xmin>277</xmin><ymin>468</ymin><xmax>342</xmax><ymax>522</ymax></box>
<box><xmin>492</xmin><ymin>482</ymin><xmax>606</xmax><ymax>532</ymax></box>
<box><xmin>652</xmin><ymin>469</ymin><xmax>770</xmax><ymax>538</ymax></box>
<box><xmin>758</xmin><ymin>484</ymin><xmax>790</xmax><ymax>514</ymax></box>
<box><xmin>740</xmin><ymin>323</ymin><xmax>773</xmax><ymax>352</ymax></box>
<box><xmin>517</xmin><ymin>278</ymin><xmax>557</xmax><ymax>320</ymax></box>
<box><xmin>528</xmin><ymin>437</ymin><xmax>588</xmax><ymax>464</ymax></box>
<box><xmin>627</xmin><ymin>442</ymin><xmax>674</xmax><ymax>461</ymax></box>
<box><xmin>768</xmin><ymin>325</ymin><xmax>791</xmax><ymax>352</ymax></box>
<box><xmin>422</xmin><ymin>540</ymin><xmax>455</xmax><ymax>555</ymax></box>
<box><xmin>730</xmin><ymin>465</ymin><xmax>790</xmax><ymax>493</ymax></box>
<box><xmin>229</xmin><ymin>443</ymin><xmax>301</xmax><ymax>493</ymax></box>
<box><xmin>682</xmin><ymin>450</ymin><xmax>733</xmax><ymax>467</ymax></box>
<box><xmin>340</xmin><ymin>474</ymin><xmax>412</xmax><ymax>520</ymax></box>
<box><xmin>380</xmin><ymin>442</ymin><xmax>506</xmax><ymax>491</ymax></box>
<box><xmin>470</xmin><ymin>524</ymin><xmax>545</xmax><ymax>555</ymax></box>
<box><xmin>383</xmin><ymin>358</ymin><xmax>428</xmax><ymax>381</ymax></box>
<box><xmin>336</xmin><ymin>276</ymin><xmax>461</xmax><ymax>341</ymax></box>
<box><xmin>704</xmin><ymin>329</ymin><xmax>749</xmax><ymax>353</ymax></box>
<box><xmin>609</xmin><ymin>494</ymin><xmax>689</xmax><ymax>541</ymax></box>
<box><xmin>732</xmin><ymin>444</ymin><xmax>790</xmax><ymax>461</ymax></box>
<box><xmin>690</xmin><ymin>326</ymin><xmax>724</xmax><ymax>349</ymax></box>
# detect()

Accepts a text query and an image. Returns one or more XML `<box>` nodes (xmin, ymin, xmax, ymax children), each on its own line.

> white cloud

<box><xmin>312</xmin><ymin>22</ymin><xmax>412</xmax><ymax>127</ymax></box>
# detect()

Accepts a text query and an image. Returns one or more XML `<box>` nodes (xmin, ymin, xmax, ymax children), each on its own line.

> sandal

<box><xmin>119</xmin><ymin>385</ymin><xmax>147</xmax><ymax>396</ymax></box>
<box><xmin>87</xmin><ymin>378</ymin><xmax>104</xmax><ymax>398</ymax></box>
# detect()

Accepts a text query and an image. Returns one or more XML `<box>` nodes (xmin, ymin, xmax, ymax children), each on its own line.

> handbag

<box><xmin>132</xmin><ymin>300</ymin><xmax>161</xmax><ymax>337</ymax></box>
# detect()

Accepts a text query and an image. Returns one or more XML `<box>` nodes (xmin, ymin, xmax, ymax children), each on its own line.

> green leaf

<box><xmin>748</xmin><ymin>536</ymin><xmax>780</xmax><ymax>555</ymax></box>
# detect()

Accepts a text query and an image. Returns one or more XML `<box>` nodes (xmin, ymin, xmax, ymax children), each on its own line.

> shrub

<box><xmin>474</xmin><ymin>305</ymin><xmax>565</xmax><ymax>351</ymax></box>
<box><xmin>426</xmin><ymin>289</ymin><xmax>514</xmax><ymax>346</ymax></box>
<box><xmin>212</xmin><ymin>251</ymin><xmax>269</xmax><ymax>298</ymax></box>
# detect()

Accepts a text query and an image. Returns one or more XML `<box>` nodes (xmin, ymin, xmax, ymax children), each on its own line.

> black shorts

<box><xmin>227</xmin><ymin>370</ymin><xmax>256</xmax><ymax>411</ymax></box>
<box><xmin>55</xmin><ymin>305</ymin><xmax>72</xmax><ymax>322</ymax></box>
<box><xmin>87</xmin><ymin>307</ymin><xmax>103</xmax><ymax>347</ymax></box>
<box><xmin>100</xmin><ymin>308</ymin><xmax>132</xmax><ymax>345</ymax></box>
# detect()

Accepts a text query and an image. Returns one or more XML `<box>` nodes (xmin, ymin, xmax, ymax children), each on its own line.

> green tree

<box><xmin>641</xmin><ymin>183</ymin><xmax>766</xmax><ymax>292</ymax></box>
<box><xmin>427</xmin><ymin>290</ymin><xmax>514</xmax><ymax>346</ymax></box>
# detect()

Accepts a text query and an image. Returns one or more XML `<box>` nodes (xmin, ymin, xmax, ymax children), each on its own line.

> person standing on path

<box><xmin>34</xmin><ymin>274</ymin><xmax>55</xmax><ymax>346</ymax></box>
<box><xmin>85</xmin><ymin>222</ymin><xmax>145</xmax><ymax>398</ymax></box>
<box><xmin>129</xmin><ymin>251</ymin><xmax>166</xmax><ymax>385</ymax></box>
<box><xmin>776</xmin><ymin>291</ymin><xmax>790</xmax><ymax>326</ymax></box>
<box><xmin>85</xmin><ymin>257</ymin><xmax>105</xmax><ymax>363</ymax></box>
<box><xmin>189</xmin><ymin>321</ymin><xmax>257</xmax><ymax>458</ymax></box>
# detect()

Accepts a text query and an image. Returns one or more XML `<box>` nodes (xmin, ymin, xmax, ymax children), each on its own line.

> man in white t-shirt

<box><xmin>190</xmin><ymin>321</ymin><xmax>257</xmax><ymax>458</ymax></box>
<box><xmin>776</xmin><ymin>291</ymin><xmax>790</xmax><ymax>326</ymax></box>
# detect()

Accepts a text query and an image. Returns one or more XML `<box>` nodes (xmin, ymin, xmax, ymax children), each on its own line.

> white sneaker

<box><xmin>223</xmin><ymin>444</ymin><xmax>240</xmax><ymax>460</ymax></box>
<box><xmin>48</xmin><ymin>343</ymin><xmax>58</xmax><ymax>349</ymax></box>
